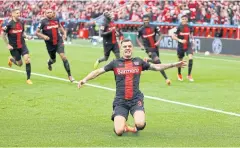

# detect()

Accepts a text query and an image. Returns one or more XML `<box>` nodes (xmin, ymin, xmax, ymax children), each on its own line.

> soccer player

<box><xmin>2</xmin><ymin>8</ymin><xmax>33</xmax><ymax>84</ymax></box>
<box><xmin>172</xmin><ymin>15</ymin><xmax>195</xmax><ymax>82</ymax></box>
<box><xmin>93</xmin><ymin>11</ymin><xmax>123</xmax><ymax>69</ymax></box>
<box><xmin>137</xmin><ymin>15</ymin><xmax>171</xmax><ymax>85</ymax></box>
<box><xmin>35</xmin><ymin>9</ymin><xmax>74</xmax><ymax>82</ymax></box>
<box><xmin>78</xmin><ymin>39</ymin><xmax>186</xmax><ymax>136</ymax></box>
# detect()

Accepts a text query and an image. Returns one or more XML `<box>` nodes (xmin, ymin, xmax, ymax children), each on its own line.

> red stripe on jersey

<box><xmin>16</xmin><ymin>22</ymin><xmax>22</xmax><ymax>48</ymax></box>
<box><xmin>111</xmin><ymin>23</ymin><xmax>116</xmax><ymax>44</ymax></box>
<box><xmin>145</xmin><ymin>27</ymin><xmax>156</xmax><ymax>48</ymax></box>
<box><xmin>50</xmin><ymin>20</ymin><xmax>58</xmax><ymax>45</ymax></box>
<box><xmin>124</xmin><ymin>60</ymin><xmax>134</xmax><ymax>99</ymax></box>
<box><xmin>183</xmin><ymin>26</ymin><xmax>189</xmax><ymax>50</ymax></box>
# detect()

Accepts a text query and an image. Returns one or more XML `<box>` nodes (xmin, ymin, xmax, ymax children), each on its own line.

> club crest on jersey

<box><xmin>133</xmin><ymin>61</ymin><xmax>139</xmax><ymax>65</ymax></box>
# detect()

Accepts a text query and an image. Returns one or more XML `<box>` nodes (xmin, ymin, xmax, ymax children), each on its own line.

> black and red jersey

<box><xmin>38</xmin><ymin>18</ymin><xmax>62</xmax><ymax>45</ymax></box>
<box><xmin>174</xmin><ymin>24</ymin><xmax>193</xmax><ymax>50</ymax></box>
<box><xmin>100</xmin><ymin>21</ymin><xmax>122</xmax><ymax>45</ymax></box>
<box><xmin>104</xmin><ymin>57</ymin><xmax>150</xmax><ymax>103</ymax></box>
<box><xmin>137</xmin><ymin>24</ymin><xmax>161</xmax><ymax>49</ymax></box>
<box><xmin>3</xmin><ymin>20</ymin><xmax>25</xmax><ymax>49</ymax></box>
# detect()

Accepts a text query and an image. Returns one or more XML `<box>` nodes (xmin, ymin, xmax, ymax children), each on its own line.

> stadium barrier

<box><xmin>123</xmin><ymin>32</ymin><xmax>240</xmax><ymax>56</ymax></box>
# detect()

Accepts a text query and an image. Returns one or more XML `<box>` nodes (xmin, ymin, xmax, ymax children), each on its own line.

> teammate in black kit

<box><xmin>93</xmin><ymin>11</ymin><xmax>123</xmax><ymax>69</ymax></box>
<box><xmin>137</xmin><ymin>15</ymin><xmax>171</xmax><ymax>85</ymax></box>
<box><xmin>172</xmin><ymin>15</ymin><xmax>195</xmax><ymax>82</ymax></box>
<box><xmin>35</xmin><ymin>9</ymin><xmax>74</xmax><ymax>82</ymax></box>
<box><xmin>2</xmin><ymin>8</ymin><xmax>33</xmax><ymax>84</ymax></box>
<box><xmin>78</xmin><ymin>39</ymin><xmax>186</xmax><ymax>136</ymax></box>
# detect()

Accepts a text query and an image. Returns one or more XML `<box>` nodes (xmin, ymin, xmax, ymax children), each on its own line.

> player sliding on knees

<box><xmin>35</xmin><ymin>9</ymin><xmax>74</xmax><ymax>82</ymax></box>
<box><xmin>171</xmin><ymin>15</ymin><xmax>195</xmax><ymax>82</ymax></box>
<box><xmin>2</xmin><ymin>8</ymin><xmax>33</xmax><ymax>84</ymax></box>
<box><xmin>78</xmin><ymin>39</ymin><xmax>186</xmax><ymax>136</ymax></box>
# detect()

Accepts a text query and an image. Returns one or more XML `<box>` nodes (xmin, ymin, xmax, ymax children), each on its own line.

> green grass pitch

<box><xmin>0</xmin><ymin>39</ymin><xmax>240</xmax><ymax>147</ymax></box>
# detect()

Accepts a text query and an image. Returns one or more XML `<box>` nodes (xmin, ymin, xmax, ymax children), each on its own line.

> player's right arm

<box><xmin>35</xmin><ymin>19</ymin><xmax>50</xmax><ymax>40</ymax></box>
<box><xmin>136</xmin><ymin>28</ymin><xmax>145</xmax><ymax>50</ymax></box>
<box><xmin>100</xmin><ymin>25</ymin><xmax>112</xmax><ymax>37</ymax></box>
<box><xmin>171</xmin><ymin>26</ymin><xmax>186</xmax><ymax>43</ymax></box>
<box><xmin>78</xmin><ymin>68</ymin><xmax>106</xmax><ymax>88</ymax></box>
<box><xmin>78</xmin><ymin>60</ymin><xmax>114</xmax><ymax>88</ymax></box>
<box><xmin>1</xmin><ymin>24</ymin><xmax>13</xmax><ymax>50</ymax></box>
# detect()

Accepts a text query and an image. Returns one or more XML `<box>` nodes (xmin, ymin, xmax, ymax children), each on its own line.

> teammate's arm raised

<box><xmin>78</xmin><ymin>68</ymin><xmax>106</xmax><ymax>88</ymax></box>
<box><xmin>149</xmin><ymin>61</ymin><xmax>187</xmax><ymax>71</ymax></box>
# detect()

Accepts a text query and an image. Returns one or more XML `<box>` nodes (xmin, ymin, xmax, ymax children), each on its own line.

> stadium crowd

<box><xmin>0</xmin><ymin>0</ymin><xmax>240</xmax><ymax>25</ymax></box>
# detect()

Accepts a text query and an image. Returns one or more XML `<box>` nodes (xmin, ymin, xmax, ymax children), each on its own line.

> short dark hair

<box><xmin>181</xmin><ymin>15</ymin><xmax>188</xmax><ymax>18</ymax></box>
<box><xmin>11</xmin><ymin>7</ymin><xmax>20</xmax><ymax>12</ymax></box>
<box><xmin>120</xmin><ymin>39</ymin><xmax>132</xmax><ymax>45</ymax></box>
<box><xmin>143</xmin><ymin>14</ymin><xmax>150</xmax><ymax>19</ymax></box>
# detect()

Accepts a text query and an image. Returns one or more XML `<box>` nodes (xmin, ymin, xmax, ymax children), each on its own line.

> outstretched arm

<box><xmin>149</xmin><ymin>61</ymin><xmax>187</xmax><ymax>71</ymax></box>
<box><xmin>78</xmin><ymin>68</ymin><xmax>106</xmax><ymax>88</ymax></box>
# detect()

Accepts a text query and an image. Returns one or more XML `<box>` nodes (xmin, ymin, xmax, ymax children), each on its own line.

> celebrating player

<box><xmin>93</xmin><ymin>11</ymin><xmax>123</xmax><ymax>69</ymax></box>
<box><xmin>2</xmin><ymin>8</ymin><xmax>33</xmax><ymax>84</ymax></box>
<box><xmin>137</xmin><ymin>15</ymin><xmax>171</xmax><ymax>85</ymax></box>
<box><xmin>78</xmin><ymin>39</ymin><xmax>186</xmax><ymax>136</ymax></box>
<box><xmin>172</xmin><ymin>15</ymin><xmax>195</xmax><ymax>82</ymax></box>
<box><xmin>35</xmin><ymin>9</ymin><xmax>74</xmax><ymax>82</ymax></box>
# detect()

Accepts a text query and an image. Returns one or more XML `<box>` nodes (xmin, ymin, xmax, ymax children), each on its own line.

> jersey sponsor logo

<box><xmin>46</xmin><ymin>25</ymin><xmax>59</xmax><ymax>29</ymax></box>
<box><xmin>179</xmin><ymin>32</ymin><xmax>190</xmax><ymax>35</ymax></box>
<box><xmin>9</xmin><ymin>29</ymin><xmax>23</xmax><ymax>34</ymax></box>
<box><xmin>114</xmin><ymin>67</ymin><xmax>141</xmax><ymax>75</ymax></box>
<box><xmin>142</xmin><ymin>32</ymin><xmax>155</xmax><ymax>38</ymax></box>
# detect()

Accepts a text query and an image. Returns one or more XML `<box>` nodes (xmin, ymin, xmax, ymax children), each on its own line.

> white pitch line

<box><xmin>1</xmin><ymin>66</ymin><xmax>240</xmax><ymax>117</ymax></box>
<box><xmin>65</xmin><ymin>43</ymin><xmax>240</xmax><ymax>63</ymax></box>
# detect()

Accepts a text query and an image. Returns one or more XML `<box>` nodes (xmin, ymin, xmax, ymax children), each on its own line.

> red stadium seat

<box><xmin>222</xmin><ymin>27</ymin><xmax>228</xmax><ymax>38</ymax></box>
<box><xmin>194</xmin><ymin>27</ymin><xmax>199</xmax><ymax>36</ymax></box>
<box><xmin>211</xmin><ymin>27</ymin><xmax>216</xmax><ymax>37</ymax></box>
<box><xmin>199</xmin><ymin>27</ymin><xmax>205</xmax><ymax>37</ymax></box>
<box><xmin>205</xmin><ymin>27</ymin><xmax>210</xmax><ymax>37</ymax></box>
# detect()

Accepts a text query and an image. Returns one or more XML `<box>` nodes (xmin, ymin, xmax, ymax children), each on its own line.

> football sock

<box><xmin>188</xmin><ymin>59</ymin><xmax>193</xmax><ymax>76</ymax></box>
<box><xmin>26</xmin><ymin>63</ymin><xmax>31</xmax><ymax>80</ymax></box>
<box><xmin>63</xmin><ymin>60</ymin><xmax>71</xmax><ymax>76</ymax></box>
<box><xmin>178</xmin><ymin>67</ymin><xmax>181</xmax><ymax>75</ymax></box>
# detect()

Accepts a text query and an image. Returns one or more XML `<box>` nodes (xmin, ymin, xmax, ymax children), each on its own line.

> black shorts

<box><xmin>111</xmin><ymin>99</ymin><xmax>144</xmax><ymax>121</ymax></box>
<box><xmin>67</xmin><ymin>30</ymin><xmax>73</xmax><ymax>37</ymax></box>
<box><xmin>45</xmin><ymin>41</ymin><xmax>65</xmax><ymax>60</ymax></box>
<box><xmin>103</xmin><ymin>43</ymin><xmax>119</xmax><ymax>57</ymax></box>
<box><xmin>10</xmin><ymin>44</ymin><xmax>29</xmax><ymax>61</ymax></box>
<box><xmin>177</xmin><ymin>46</ymin><xmax>193</xmax><ymax>59</ymax></box>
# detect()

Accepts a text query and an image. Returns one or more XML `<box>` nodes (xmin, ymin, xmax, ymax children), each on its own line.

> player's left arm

<box><xmin>59</xmin><ymin>23</ymin><xmax>67</xmax><ymax>40</ymax></box>
<box><xmin>78</xmin><ymin>68</ymin><xmax>106</xmax><ymax>88</ymax></box>
<box><xmin>148</xmin><ymin>61</ymin><xmax>187</xmax><ymax>71</ymax></box>
<box><xmin>189</xmin><ymin>26</ymin><xmax>195</xmax><ymax>44</ymax></box>
<box><xmin>154</xmin><ymin>26</ymin><xmax>163</xmax><ymax>45</ymax></box>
